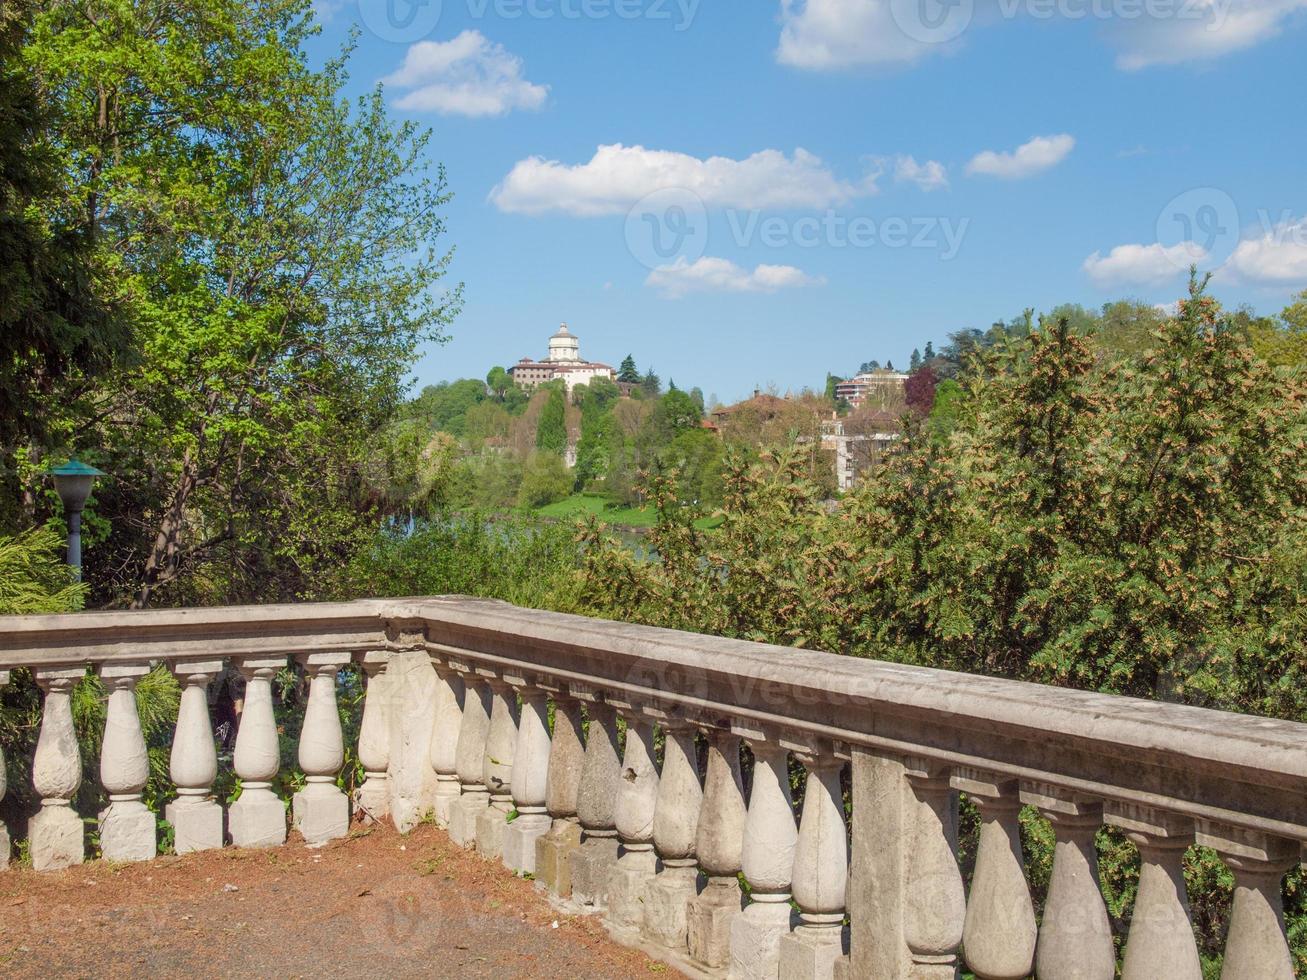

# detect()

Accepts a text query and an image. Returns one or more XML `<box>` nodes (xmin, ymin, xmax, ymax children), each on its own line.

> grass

<box><xmin>535</xmin><ymin>492</ymin><xmax>721</xmax><ymax>530</ymax></box>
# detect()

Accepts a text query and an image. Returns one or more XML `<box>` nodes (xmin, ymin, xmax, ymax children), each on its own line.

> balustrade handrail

<box><xmin>1</xmin><ymin>595</ymin><xmax>1304</xmax><ymax>839</ymax></box>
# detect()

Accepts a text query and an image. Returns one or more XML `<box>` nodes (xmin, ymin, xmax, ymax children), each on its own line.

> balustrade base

<box><xmin>293</xmin><ymin>785</ymin><xmax>350</xmax><ymax>844</ymax></box>
<box><xmin>777</xmin><ymin>924</ymin><xmax>849</xmax><ymax>980</ymax></box>
<box><xmin>30</xmin><ymin>804</ymin><xmax>84</xmax><ymax>871</ymax></box>
<box><xmin>536</xmin><ymin>818</ymin><xmax>582</xmax><ymax>896</ymax></box>
<box><xmin>0</xmin><ymin>823</ymin><xmax>9</xmax><ymax>869</ymax></box>
<box><xmin>448</xmin><ymin>789</ymin><xmax>489</xmax><ymax>848</ymax></box>
<box><xmin>570</xmin><ymin>833</ymin><xmax>620</xmax><ymax>908</ymax></box>
<box><xmin>606</xmin><ymin>847</ymin><xmax>658</xmax><ymax>931</ymax></box>
<box><xmin>642</xmin><ymin>864</ymin><xmax>701</xmax><ymax>951</ymax></box>
<box><xmin>100</xmin><ymin>800</ymin><xmax>157</xmax><ymax>863</ymax></box>
<box><xmin>686</xmin><ymin>876</ymin><xmax>743</xmax><ymax>970</ymax></box>
<box><xmin>503</xmin><ymin>812</ymin><xmax>550</xmax><ymax>875</ymax></box>
<box><xmin>354</xmin><ymin>775</ymin><xmax>390</xmax><ymax>825</ymax></box>
<box><xmin>229</xmin><ymin>791</ymin><xmax>288</xmax><ymax>849</ymax></box>
<box><xmin>166</xmin><ymin>799</ymin><xmax>224</xmax><ymax>854</ymax></box>
<box><xmin>476</xmin><ymin>802</ymin><xmax>512</xmax><ymax>860</ymax></box>
<box><xmin>831</xmin><ymin>953</ymin><xmax>851</xmax><ymax>980</ymax></box>
<box><xmin>432</xmin><ymin>779</ymin><xmax>460</xmax><ymax>829</ymax></box>
<box><xmin>730</xmin><ymin>898</ymin><xmax>796</xmax><ymax>979</ymax></box>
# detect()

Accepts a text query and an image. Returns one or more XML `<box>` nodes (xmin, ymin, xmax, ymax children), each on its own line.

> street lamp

<box><xmin>51</xmin><ymin>459</ymin><xmax>105</xmax><ymax>580</ymax></box>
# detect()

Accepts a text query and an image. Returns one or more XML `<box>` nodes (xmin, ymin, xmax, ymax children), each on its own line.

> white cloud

<box><xmin>491</xmin><ymin>144</ymin><xmax>875</xmax><ymax>216</ymax></box>
<box><xmin>776</xmin><ymin>0</ymin><xmax>1307</xmax><ymax>73</ymax></box>
<box><xmin>1109</xmin><ymin>1</ymin><xmax>1307</xmax><ymax>70</ymax></box>
<box><xmin>1225</xmin><ymin>216</ymin><xmax>1307</xmax><ymax>285</ymax></box>
<box><xmin>645</xmin><ymin>257</ymin><xmax>826</xmax><ymax>298</ymax></box>
<box><xmin>893</xmin><ymin>155</ymin><xmax>948</xmax><ymax>191</ymax></box>
<box><xmin>1082</xmin><ymin>242</ymin><xmax>1207</xmax><ymax>287</ymax></box>
<box><xmin>965</xmin><ymin>134</ymin><xmax>1075</xmax><ymax>179</ymax></box>
<box><xmin>776</xmin><ymin>0</ymin><xmax>959</xmax><ymax>69</ymax></box>
<box><xmin>383</xmin><ymin>31</ymin><xmax>548</xmax><ymax>117</ymax></box>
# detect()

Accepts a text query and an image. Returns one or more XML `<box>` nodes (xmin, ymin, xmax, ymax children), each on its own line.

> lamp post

<box><xmin>51</xmin><ymin>459</ymin><xmax>105</xmax><ymax>581</ymax></box>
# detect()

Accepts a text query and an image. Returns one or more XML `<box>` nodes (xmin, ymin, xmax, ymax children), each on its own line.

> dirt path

<box><xmin>0</xmin><ymin>822</ymin><xmax>682</xmax><ymax>979</ymax></box>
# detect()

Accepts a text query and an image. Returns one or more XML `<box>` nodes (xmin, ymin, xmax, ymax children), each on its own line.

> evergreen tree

<box><xmin>618</xmin><ymin>354</ymin><xmax>640</xmax><ymax>384</ymax></box>
<box><xmin>535</xmin><ymin>384</ymin><xmax>568</xmax><ymax>455</ymax></box>
<box><xmin>923</xmin><ymin>340</ymin><xmax>935</xmax><ymax>360</ymax></box>
<box><xmin>641</xmin><ymin>368</ymin><xmax>661</xmax><ymax>397</ymax></box>
<box><xmin>824</xmin><ymin>373</ymin><xmax>840</xmax><ymax>402</ymax></box>
<box><xmin>0</xmin><ymin>0</ymin><xmax>126</xmax><ymax>523</ymax></box>
<box><xmin>909</xmin><ymin>348</ymin><xmax>922</xmax><ymax>371</ymax></box>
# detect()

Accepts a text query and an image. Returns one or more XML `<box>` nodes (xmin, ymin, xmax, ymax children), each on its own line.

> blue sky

<box><xmin>312</xmin><ymin>0</ymin><xmax>1307</xmax><ymax>402</ymax></box>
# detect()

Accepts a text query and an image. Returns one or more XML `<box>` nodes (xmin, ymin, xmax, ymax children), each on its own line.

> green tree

<box><xmin>486</xmin><ymin>366</ymin><xmax>512</xmax><ymax>400</ymax></box>
<box><xmin>409</xmin><ymin>380</ymin><xmax>488</xmax><ymax>437</ymax></box>
<box><xmin>618</xmin><ymin>354</ymin><xmax>640</xmax><ymax>384</ymax></box>
<box><xmin>0</xmin><ymin>0</ymin><xmax>127</xmax><ymax>528</ymax></box>
<box><xmin>1250</xmin><ymin>290</ymin><xmax>1307</xmax><ymax>368</ymax></box>
<box><xmin>517</xmin><ymin>451</ymin><xmax>572</xmax><ymax>508</ymax></box>
<box><xmin>26</xmin><ymin>0</ymin><xmax>460</xmax><ymax>606</ymax></box>
<box><xmin>536</xmin><ymin>384</ymin><xmax>568</xmax><ymax>455</ymax></box>
<box><xmin>641</xmin><ymin>368</ymin><xmax>662</xmax><ymax>397</ymax></box>
<box><xmin>654</xmin><ymin>388</ymin><xmax>703</xmax><ymax>437</ymax></box>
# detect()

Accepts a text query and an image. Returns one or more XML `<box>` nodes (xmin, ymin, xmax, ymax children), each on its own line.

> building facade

<box><xmin>834</xmin><ymin>370</ymin><xmax>910</xmax><ymax>410</ymax></box>
<box><xmin>508</xmin><ymin>324</ymin><xmax>617</xmax><ymax>393</ymax></box>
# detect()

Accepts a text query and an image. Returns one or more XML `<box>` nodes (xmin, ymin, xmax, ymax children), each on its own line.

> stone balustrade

<box><xmin>1</xmin><ymin>597</ymin><xmax>1305</xmax><ymax>979</ymax></box>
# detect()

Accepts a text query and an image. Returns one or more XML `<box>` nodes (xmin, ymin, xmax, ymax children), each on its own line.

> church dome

<box><xmin>547</xmin><ymin>322</ymin><xmax>582</xmax><ymax>363</ymax></box>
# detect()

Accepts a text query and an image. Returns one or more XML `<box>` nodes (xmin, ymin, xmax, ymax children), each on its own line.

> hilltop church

<box><xmin>508</xmin><ymin>324</ymin><xmax>617</xmax><ymax>393</ymax></box>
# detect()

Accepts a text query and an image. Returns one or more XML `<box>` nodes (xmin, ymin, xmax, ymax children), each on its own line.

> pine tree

<box><xmin>909</xmin><ymin>348</ymin><xmax>922</xmax><ymax>371</ymax></box>
<box><xmin>924</xmin><ymin>341</ymin><xmax>935</xmax><ymax>360</ymax></box>
<box><xmin>535</xmin><ymin>385</ymin><xmax>568</xmax><ymax>455</ymax></box>
<box><xmin>618</xmin><ymin>354</ymin><xmax>640</xmax><ymax>384</ymax></box>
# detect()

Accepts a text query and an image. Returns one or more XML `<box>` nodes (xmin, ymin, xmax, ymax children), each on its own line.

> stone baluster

<box><xmin>953</xmin><ymin>770</ymin><xmax>1036</xmax><ymax>980</ymax></box>
<box><xmin>475</xmin><ymin>673</ymin><xmax>519</xmax><ymax>859</ymax></box>
<box><xmin>1196</xmin><ymin>824</ymin><xmax>1297</xmax><ymax>980</ymax></box>
<box><xmin>167</xmin><ymin>660</ymin><xmax>224</xmax><ymax>854</ymax></box>
<box><xmin>778</xmin><ymin>742</ymin><xmax>849</xmax><ymax>979</ymax></box>
<box><xmin>292</xmin><ymin>653</ymin><xmax>351</xmax><ymax>843</ymax></box>
<box><xmin>607</xmin><ymin>704</ymin><xmax>660</xmax><ymax>932</ymax></box>
<box><xmin>686</xmin><ymin>727</ymin><xmax>747</xmax><ymax>971</ymax></box>
<box><xmin>570</xmin><ymin>693</ymin><xmax>622</xmax><ymax>908</ymax></box>
<box><xmin>428</xmin><ymin>659</ymin><xmax>463</xmax><ymax>828</ymax></box>
<box><xmin>503</xmin><ymin>676</ymin><xmax>552</xmax><ymax>875</ymax></box>
<box><xmin>536</xmin><ymin>689</ymin><xmax>585</xmax><ymax>897</ymax></box>
<box><xmin>448</xmin><ymin>665</ymin><xmax>491</xmax><ymax>848</ymax></box>
<box><xmin>1107</xmin><ymin>803</ymin><xmax>1202</xmax><ymax>980</ymax></box>
<box><xmin>730</xmin><ymin>729</ymin><xmax>798</xmax><ymax>979</ymax></box>
<box><xmin>1019</xmin><ymin>785</ymin><xmax>1114</xmax><ymax>979</ymax></box>
<box><xmin>229</xmin><ymin>656</ymin><xmax>288</xmax><ymax>848</ymax></box>
<box><xmin>0</xmin><ymin>670</ymin><xmax>10</xmax><ymax>868</ymax></box>
<box><xmin>642</xmin><ymin>715</ymin><xmax>703</xmax><ymax>951</ymax></box>
<box><xmin>901</xmin><ymin>757</ymin><xmax>966</xmax><ymax>978</ymax></box>
<box><xmin>30</xmin><ymin>667</ymin><xmax>86</xmax><ymax>870</ymax></box>
<box><xmin>98</xmin><ymin>663</ymin><xmax>156</xmax><ymax>862</ymax></box>
<box><xmin>354</xmin><ymin>651</ymin><xmax>391</xmax><ymax>824</ymax></box>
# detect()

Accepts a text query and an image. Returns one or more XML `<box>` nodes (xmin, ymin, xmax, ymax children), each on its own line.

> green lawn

<box><xmin>535</xmin><ymin>493</ymin><xmax>721</xmax><ymax>530</ymax></box>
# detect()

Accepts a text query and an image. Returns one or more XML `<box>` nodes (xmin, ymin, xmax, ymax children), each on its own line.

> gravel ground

<box><xmin>0</xmin><ymin>821</ymin><xmax>683</xmax><ymax>979</ymax></box>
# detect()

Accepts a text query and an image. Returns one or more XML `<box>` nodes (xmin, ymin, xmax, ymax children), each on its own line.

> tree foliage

<box><xmin>535</xmin><ymin>384</ymin><xmax>568</xmax><ymax>455</ymax></box>
<box><xmin>12</xmin><ymin>0</ymin><xmax>460</xmax><ymax>607</ymax></box>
